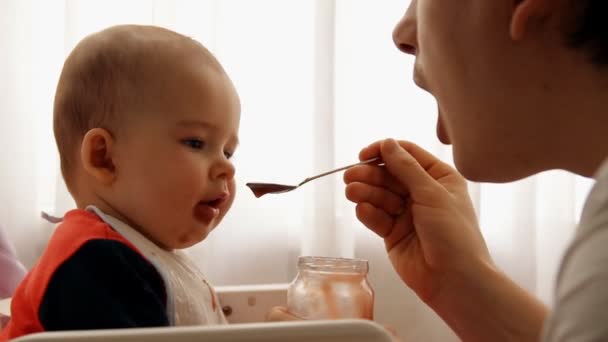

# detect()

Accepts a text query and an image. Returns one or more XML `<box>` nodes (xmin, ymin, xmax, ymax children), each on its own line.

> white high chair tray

<box><xmin>11</xmin><ymin>320</ymin><xmax>394</xmax><ymax>342</ymax></box>
<box><xmin>3</xmin><ymin>285</ymin><xmax>393</xmax><ymax>341</ymax></box>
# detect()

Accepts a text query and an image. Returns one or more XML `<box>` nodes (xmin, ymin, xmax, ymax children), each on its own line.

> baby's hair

<box><xmin>53</xmin><ymin>25</ymin><xmax>221</xmax><ymax>190</ymax></box>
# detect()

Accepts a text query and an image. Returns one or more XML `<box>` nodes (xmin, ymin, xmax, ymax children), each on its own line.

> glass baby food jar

<box><xmin>287</xmin><ymin>256</ymin><xmax>374</xmax><ymax>320</ymax></box>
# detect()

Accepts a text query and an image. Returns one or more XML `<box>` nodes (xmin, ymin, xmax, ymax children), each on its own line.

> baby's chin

<box><xmin>171</xmin><ymin>225</ymin><xmax>216</xmax><ymax>249</ymax></box>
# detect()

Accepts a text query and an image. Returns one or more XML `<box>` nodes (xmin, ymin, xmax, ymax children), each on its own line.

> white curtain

<box><xmin>0</xmin><ymin>0</ymin><xmax>594</xmax><ymax>340</ymax></box>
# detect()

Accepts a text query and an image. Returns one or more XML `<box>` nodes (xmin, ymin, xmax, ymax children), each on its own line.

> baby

<box><xmin>1</xmin><ymin>24</ymin><xmax>240</xmax><ymax>341</ymax></box>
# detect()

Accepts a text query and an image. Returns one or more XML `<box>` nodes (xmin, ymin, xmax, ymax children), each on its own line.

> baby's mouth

<box><xmin>194</xmin><ymin>192</ymin><xmax>229</xmax><ymax>223</ymax></box>
<box><xmin>204</xmin><ymin>193</ymin><xmax>228</xmax><ymax>209</ymax></box>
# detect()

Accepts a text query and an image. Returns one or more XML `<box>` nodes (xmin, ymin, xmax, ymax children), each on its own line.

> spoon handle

<box><xmin>298</xmin><ymin>157</ymin><xmax>382</xmax><ymax>186</ymax></box>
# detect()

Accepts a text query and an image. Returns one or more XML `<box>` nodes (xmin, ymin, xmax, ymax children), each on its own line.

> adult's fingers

<box><xmin>345</xmin><ymin>182</ymin><xmax>405</xmax><ymax>216</ymax></box>
<box><xmin>343</xmin><ymin>164</ymin><xmax>407</xmax><ymax>196</ymax></box>
<box><xmin>359</xmin><ymin>139</ymin><xmax>455</xmax><ymax>182</ymax></box>
<box><xmin>378</xmin><ymin>139</ymin><xmax>445</xmax><ymax>203</ymax></box>
<box><xmin>355</xmin><ymin>203</ymin><xmax>396</xmax><ymax>239</ymax></box>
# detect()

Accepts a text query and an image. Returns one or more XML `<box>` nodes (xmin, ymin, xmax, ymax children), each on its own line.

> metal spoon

<box><xmin>246</xmin><ymin>157</ymin><xmax>382</xmax><ymax>198</ymax></box>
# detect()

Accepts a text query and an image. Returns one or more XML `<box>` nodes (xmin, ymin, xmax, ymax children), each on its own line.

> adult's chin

<box><xmin>454</xmin><ymin>150</ymin><xmax>536</xmax><ymax>183</ymax></box>
<box><xmin>436</xmin><ymin>111</ymin><xmax>451</xmax><ymax>144</ymax></box>
<box><xmin>451</xmin><ymin>145</ymin><xmax>489</xmax><ymax>182</ymax></box>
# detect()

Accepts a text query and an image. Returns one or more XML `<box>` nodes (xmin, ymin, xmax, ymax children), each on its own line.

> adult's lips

<box><xmin>413</xmin><ymin>64</ymin><xmax>429</xmax><ymax>93</ymax></box>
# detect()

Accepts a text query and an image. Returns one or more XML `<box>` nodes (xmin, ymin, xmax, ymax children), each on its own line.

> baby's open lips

<box><xmin>200</xmin><ymin>193</ymin><xmax>228</xmax><ymax>209</ymax></box>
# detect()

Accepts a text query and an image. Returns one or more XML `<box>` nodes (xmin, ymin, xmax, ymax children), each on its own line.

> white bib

<box><xmin>87</xmin><ymin>206</ymin><xmax>227</xmax><ymax>326</ymax></box>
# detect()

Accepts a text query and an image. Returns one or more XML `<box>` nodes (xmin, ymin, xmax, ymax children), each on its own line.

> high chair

<box><xmin>1</xmin><ymin>284</ymin><xmax>394</xmax><ymax>342</ymax></box>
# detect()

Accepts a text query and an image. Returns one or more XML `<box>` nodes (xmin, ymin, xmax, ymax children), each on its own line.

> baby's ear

<box><xmin>510</xmin><ymin>0</ymin><xmax>553</xmax><ymax>41</ymax></box>
<box><xmin>80</xmin><ymin>128</ymin><xmax>116</xmax><ymax>185</ymax></box>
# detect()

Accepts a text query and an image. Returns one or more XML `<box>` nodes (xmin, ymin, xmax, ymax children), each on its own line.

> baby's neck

<box><xmin>78</xmin><ymin>198</ymin><xmax>125</xmax><ymax>225</ymax></box>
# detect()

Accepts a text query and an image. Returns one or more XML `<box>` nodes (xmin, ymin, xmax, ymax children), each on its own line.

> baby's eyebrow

<box><xmin>177</xmin><ymin>120</ymin><xmax>214</xmax><ymax>129</ymax></box>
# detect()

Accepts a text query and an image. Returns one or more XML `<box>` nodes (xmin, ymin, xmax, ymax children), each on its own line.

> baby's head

<box><xmin>54</xmin><ymin>25</ymin><xmax>240</xmax><ymax>250</ymax></box>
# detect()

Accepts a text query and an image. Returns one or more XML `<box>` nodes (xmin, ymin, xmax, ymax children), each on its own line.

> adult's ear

<box><xmin>80</xmin><ymin>128</ymin><xmax>116</xmax><ymax>185</ymax></box>
<box><xmin>510</xmin><ymin>0</ymin><xmax>553</xmax><ymax>41</ymax></box>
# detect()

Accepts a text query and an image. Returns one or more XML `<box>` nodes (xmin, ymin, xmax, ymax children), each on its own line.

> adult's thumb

<box><xmin>380</xmin><ymin>139</ymin><xmax>439</xmax><ymax>199</ymax></box>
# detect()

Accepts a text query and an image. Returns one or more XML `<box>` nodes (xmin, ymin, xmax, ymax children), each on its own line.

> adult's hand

<box><xmin>344</xmin><ymin>138</ymin><xmax>547</xmax><ymax>342</ymax></box>
<box><xmin>345</xmin><ymin>138</ymin><xmax>490</xmax><ymax>302</ymax></box>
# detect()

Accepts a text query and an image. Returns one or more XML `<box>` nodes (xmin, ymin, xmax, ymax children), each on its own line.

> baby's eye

<box><xmin>224</xmin><ymin>150</ymin><xmax>234</xmax><ymax>159</ymax></box>
<box><xmin>183</xmin><ymin>139</ymin><xmax>206</xmax><ymax>150</ymax></box>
